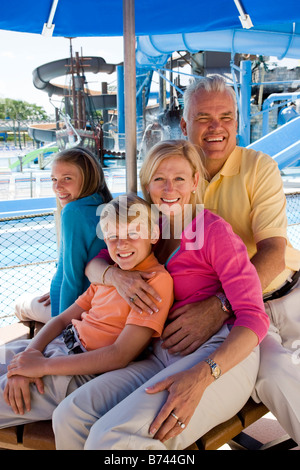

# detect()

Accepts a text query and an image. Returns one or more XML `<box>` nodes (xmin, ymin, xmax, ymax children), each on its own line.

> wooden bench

<box><xmin>0</xmin><ymin>325</ymin><xmax>297</xmax><ymax>450</ymax></box>
<box><xmin>0</xmin><ymin>398</ymin><xmax>282</xmax><ymax>451</ymax></box>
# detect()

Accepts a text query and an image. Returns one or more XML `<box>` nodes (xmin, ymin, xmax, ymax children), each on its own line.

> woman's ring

<box><xmin>129</xmin><ymin>295</ymin><xmax>137</xmax><ymax>303</ymax></box>
<box><xmin>171</xmin><ymin>412</ymin><xmax>179</xmax><ymax>421</ymax></box>
<box><xmin>177</xmin><ymin>421</ymin><xmax>186</xmax><ymax>429</ymax></box>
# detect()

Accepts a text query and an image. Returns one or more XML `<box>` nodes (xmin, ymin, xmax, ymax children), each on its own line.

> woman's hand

<box><xmin>107</xmin><ymin>267</ymin><xmax>162</xmax><ymax>315</ymax></box>
<box><xmin>146</xmin><ymin>363</ymin><xmax>211</xmax><ymax>442</ymax></box>
<box><xmin>161</xmin><ymin>297</ymin><xmax>230</xmax><ymax>355</ymax></box>
<box><xmin>38</xmin><ymin>292</ymin><xmax>51</xmax><ymax>306</ymax></box>
<box><xmin>7</xmin><ymin>348</ymin><xmax>47</xmax><ymax>379</ymax></box>
<box><xmin>4</xmin><ymin>375</ymin><xmax>44</xmax><ymax>415</ymax></box>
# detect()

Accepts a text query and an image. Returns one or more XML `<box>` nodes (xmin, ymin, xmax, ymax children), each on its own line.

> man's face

<box><xmin>181</xmin><ymin>89</ymin><xmax>238</xmax><ymax>168</ymax></box>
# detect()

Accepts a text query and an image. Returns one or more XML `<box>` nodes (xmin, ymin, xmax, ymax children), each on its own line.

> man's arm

<box><xmin>162</xmin><ymin>237</ymin><xmax>286</xmax><ymax>356</ymax></box>
<box><xmin>161</xmin><ymin>297</ymin><xmax>230</xmax><ymax>355</ymax></box>
<box><xmin>7</xmin><ymin>324</ymin><xmax>154</xmax><ymax>378</ymax></box>
<box><xmin>250</xmin><ymin>237</ymin><xmax>286</xmax><ymax>291</ymax></box>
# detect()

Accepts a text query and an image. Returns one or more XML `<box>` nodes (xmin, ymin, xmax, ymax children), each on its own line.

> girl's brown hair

<box><xmin>53</xmin><ymin>146</ymin><xmax>112</xmax><ymax>203</ymax></box>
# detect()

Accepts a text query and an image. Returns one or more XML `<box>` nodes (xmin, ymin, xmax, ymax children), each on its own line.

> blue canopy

<box><xmin>0</xmin><ymin>0</ymin><xmax>299</xmax><ymax>38</ymax></box>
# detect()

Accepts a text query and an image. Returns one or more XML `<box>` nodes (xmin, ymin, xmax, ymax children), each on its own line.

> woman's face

<box><xmin>146</xmin><ymin>156</ymin><xmax>199</xmax><ymax>218</ymax></box>
<box><xmin>51</xmin><ymin>161</ymin><xmax>83</xmax><ymax>207</ymax></box>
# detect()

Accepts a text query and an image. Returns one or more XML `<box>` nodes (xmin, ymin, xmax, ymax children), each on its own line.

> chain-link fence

<box><xmin>0</xmin><ymin>212</ymin><xmax>57</xmax><ymax>327</ymax></box>
<box><xmin>286</xmin><ymin>192</ymin><xmax>300</xmax><ymax>251</ymax></box>
<box><xmin>0</xmin><ymin>193</ymin><xmax>299</xmax><ymax>328</ymax></box>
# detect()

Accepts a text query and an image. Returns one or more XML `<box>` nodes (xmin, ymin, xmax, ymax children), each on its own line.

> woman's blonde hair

<box><xmin>139</xmin><ymin>139</ymin><xmax>206</xmax><ymax>209</ymax></box>
<box><xmin>53</xmin><ymin>146</ymin><xmax>112</xmax><ymax>203</ymax></box>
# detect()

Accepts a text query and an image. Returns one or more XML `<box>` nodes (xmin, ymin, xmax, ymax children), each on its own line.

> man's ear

<box><xmin>180</xmin><ymin>117</ymin><xmax>187</xmax><ymax>136</ymax></box>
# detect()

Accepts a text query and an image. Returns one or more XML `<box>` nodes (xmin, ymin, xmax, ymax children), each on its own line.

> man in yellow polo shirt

<box><xmin>162</xmin><ymin>75</ymin><xmax>300</xmax><ymax>445</ymax></box>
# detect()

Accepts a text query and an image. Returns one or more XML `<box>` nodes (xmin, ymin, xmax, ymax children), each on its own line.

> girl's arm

<box><xmin>7</xmin><ymin>324</ymin><xmax>154</xmax><ymax>378</ymax></box>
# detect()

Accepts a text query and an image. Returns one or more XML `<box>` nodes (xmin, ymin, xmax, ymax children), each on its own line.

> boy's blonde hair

<box><xmin>100</xmin><ymin>193</ymin><xmax>157</xmax><ymax>238</ymax></box>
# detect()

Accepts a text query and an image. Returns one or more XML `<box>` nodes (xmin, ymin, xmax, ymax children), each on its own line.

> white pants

<box><xmin>254</xmin><ymin>278</ymin><xmax>300</xmax><ymax>445</ymax></box>
<box><xmin>14</xmin><ymin>292</ymin><xmax>52</xmax><ymax>324</ymax></box>
<box><xmin>53</xmin><ymin>325</ymin><xmax>260</xmax><ymax>450</ymax></box>
<box><xmin>0</xmin><ymin>335</ymin><xmax>94</xmax><ymax>428</ymax></box>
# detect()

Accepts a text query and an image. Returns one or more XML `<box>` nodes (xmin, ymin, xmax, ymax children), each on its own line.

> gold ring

<box><xmin>171</xmin><ymin>412</ymin><xmax>179</xmax><ymax>421</ymax></box>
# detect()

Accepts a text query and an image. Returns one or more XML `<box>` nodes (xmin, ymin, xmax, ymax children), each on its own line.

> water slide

<box><xmin>9</xmin><ymin>142</ymin><xmax>58</xmax><ymax>170</ymax></box>
<box><xmin>247</xmin><ymin>116</ymin><xmax>300</xmax><ymax>170</ymax></box>
<box><xmin>29</xmin><ymin>56</ymin><xmax>117</xmax><ymax>143</ymax></box>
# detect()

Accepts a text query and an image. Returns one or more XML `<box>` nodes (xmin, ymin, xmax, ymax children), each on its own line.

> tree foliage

<box><xmin>0</xmin><ymin>98</ymin><xmax>48</xmax><ymax>120</ymax></box>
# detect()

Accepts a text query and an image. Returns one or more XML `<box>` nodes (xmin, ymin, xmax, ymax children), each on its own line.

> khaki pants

<box><xmin>0</xmin><ymin>335</ymin><xmax>94</xmax><ymax>428</ymax></box>
<box><xmin>254</xmin><ymin>279</ymin><xmax>300</xmax><ymax>445</ymax></box>
<box><xmin>53</xmin><ymin>325</ymin><xmax>260</xmax><ymax>450</ymax></box>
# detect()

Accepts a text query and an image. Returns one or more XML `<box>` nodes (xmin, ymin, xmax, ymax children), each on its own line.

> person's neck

<box><xmin>205</xmin><ymin>159</ymin><xmax>226</xmax><ymax>181</ymax></box>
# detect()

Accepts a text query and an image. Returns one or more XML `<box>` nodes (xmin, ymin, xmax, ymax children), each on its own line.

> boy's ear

<box><xmin>150</xmin><ymin>224</ymin><xmax>160</xmax><ymax>244</ymax></box>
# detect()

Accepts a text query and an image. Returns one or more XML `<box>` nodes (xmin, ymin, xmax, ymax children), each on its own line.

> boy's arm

<box><xmin>28</xmin><ymin>302</ymin><xmax>84</xmax><ymax>353</ymax></box>
<box><xmin>7</xmin><ymin>324</ymin><xmax>154</xmax><ymax>378</ymax></box>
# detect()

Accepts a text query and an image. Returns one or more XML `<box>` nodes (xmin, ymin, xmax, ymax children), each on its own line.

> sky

<box><xmin>0</xmin><ymin>29</ymin><xmax>124</xmax><ymax>117</ymax></box>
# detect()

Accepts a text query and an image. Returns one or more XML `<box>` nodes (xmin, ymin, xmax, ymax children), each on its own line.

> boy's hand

<box><xmin>4</xmin><ymin>375</ymin><xmax>44</xmax><ymax>415</ymax></box>
<box><xmin>7</xmin><ymin>348</ymin><xmax>47</xmax><ymax>379</ymax></box>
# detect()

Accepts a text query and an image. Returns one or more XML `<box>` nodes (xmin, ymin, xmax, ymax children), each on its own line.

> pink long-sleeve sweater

<box><xmin>165</xmin><ymin>209</ymin><xmax>269</xmax><ymax>343</ymax></box>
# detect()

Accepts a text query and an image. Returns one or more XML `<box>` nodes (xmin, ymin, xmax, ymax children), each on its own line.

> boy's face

<box><xmin>104</xmin><ymin>221</ymin><xmax>158</xmax><ymax>270</ymax></box>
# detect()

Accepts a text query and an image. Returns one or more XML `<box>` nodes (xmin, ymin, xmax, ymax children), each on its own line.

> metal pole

<box><xmin>117</xmin><ymin>65</ymin><xmax>125</xmax><ymax>150</ymax></box>
<box><xmin>123</xmin><ymin>0</ymin><xmax>137</xmax><ymax>193</ymax></box>
<box><xmin>239</xmin><ymin>60</ymin><xmax>251</xmax><ymax>146</ymax></box>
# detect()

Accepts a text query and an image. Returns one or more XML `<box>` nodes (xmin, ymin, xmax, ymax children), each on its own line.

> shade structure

<box><xmin>0</xmin><ymin>0</ymin><xmax>299</xmax><ymax>191</ymax></box>
<box><xmin>0</xmin><ymin>0</ymin><xmax>299</xmax><ymax>37</ymax></box>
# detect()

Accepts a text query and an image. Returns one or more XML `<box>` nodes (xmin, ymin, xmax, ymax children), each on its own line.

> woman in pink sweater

<box><xmin>53</xmin><ymin>140</ymin><xmax>269</xmax><ymax>450</ymax></box>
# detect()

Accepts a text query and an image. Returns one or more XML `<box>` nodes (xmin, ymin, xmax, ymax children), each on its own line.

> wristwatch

<box><xmin>204</xmin><ymin>358</ymin><xmax>221</xmax><ymax>379</ymax></box>
<box><xmin>215</xmin><ymin>292</ymin><xmax>232</xmax><ymax>313</ymax></box>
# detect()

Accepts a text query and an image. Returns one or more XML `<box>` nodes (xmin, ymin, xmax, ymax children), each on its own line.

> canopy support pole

<box><xmin>123</xmin><ymin>0</ymin><xmax>137</xmax><ymax>193</ymax></box>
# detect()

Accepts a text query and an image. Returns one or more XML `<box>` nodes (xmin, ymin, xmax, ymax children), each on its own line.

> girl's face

<box><xmin>51</xmin><ymin>161</ymin><xmax>83</xmax><ymax>207</ymax></box>
<box><xmin>145</xmin><ymin>156</ymin><xmax>199</xmax><ymax>218</ymax></box>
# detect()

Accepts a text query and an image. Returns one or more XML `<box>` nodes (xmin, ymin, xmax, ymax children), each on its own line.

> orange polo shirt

<box><xmin>73</xmin><ymin>253</ymin><xmax>174</xmax><ymax>351</ymax></box>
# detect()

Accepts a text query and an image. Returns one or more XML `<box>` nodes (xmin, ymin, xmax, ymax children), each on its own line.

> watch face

<box><xmin>212</xmin><ymin>366</ymin><xmax>221</xmax><ymax>379</ymax></box>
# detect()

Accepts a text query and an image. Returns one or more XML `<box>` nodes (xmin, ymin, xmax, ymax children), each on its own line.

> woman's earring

<box><xmin>192</xmin><ymin>190</ymin><xmax>196</xmax><ymax>194</ymax></box>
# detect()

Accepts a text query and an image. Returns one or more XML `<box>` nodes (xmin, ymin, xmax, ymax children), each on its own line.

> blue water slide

<box><xmin>247</xmin><ymin>116</ymin><xmax>300</xmax><ymax>170</ymax></box>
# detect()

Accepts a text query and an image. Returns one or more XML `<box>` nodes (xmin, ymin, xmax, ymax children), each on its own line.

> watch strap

<box><xmin>215</xmin><ymin>291</ymin><xmax>232</xmax><ymax>313</ymax></box>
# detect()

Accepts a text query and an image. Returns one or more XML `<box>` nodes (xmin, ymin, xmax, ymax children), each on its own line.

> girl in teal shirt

<box><xmin>15</xmin><ymin>147</ymin><xmax>112</xmax><ymax>323</ymax></box>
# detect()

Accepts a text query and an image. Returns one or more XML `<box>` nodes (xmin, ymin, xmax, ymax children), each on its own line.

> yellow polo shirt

<box><xmin>202</xmin><ymin>146</ymin><xmax>300</xmax><ymax>293</ymax></box>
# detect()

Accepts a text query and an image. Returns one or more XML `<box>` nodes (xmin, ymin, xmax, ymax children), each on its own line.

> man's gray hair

<box><xmin>183</xmin><ymin>75</ymin><xmax>238</xmax><ymax>120</ymax></box>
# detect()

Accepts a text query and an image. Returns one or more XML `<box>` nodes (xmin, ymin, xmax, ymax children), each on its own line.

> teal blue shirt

<box><xmin>50</xmin><ymin>193</ymin><xmax>106</xmax><ymax>316</ymax></box>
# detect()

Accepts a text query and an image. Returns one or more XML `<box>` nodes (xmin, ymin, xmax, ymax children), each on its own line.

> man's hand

<box><xmin>3</xmin><ymin>375</ymin><xmax>44</xmax><ymax>415</ymax></box>
<box><xmin>161</xmin><ymin>296</ymin><xmax>230</xmax><ymax>355</ymax></box>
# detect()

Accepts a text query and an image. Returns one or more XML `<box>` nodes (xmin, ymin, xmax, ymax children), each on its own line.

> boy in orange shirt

<box><xmin>1</xmin><ymin>194</ymin><xmax>173</xmax><ymax>425</ymax></box>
